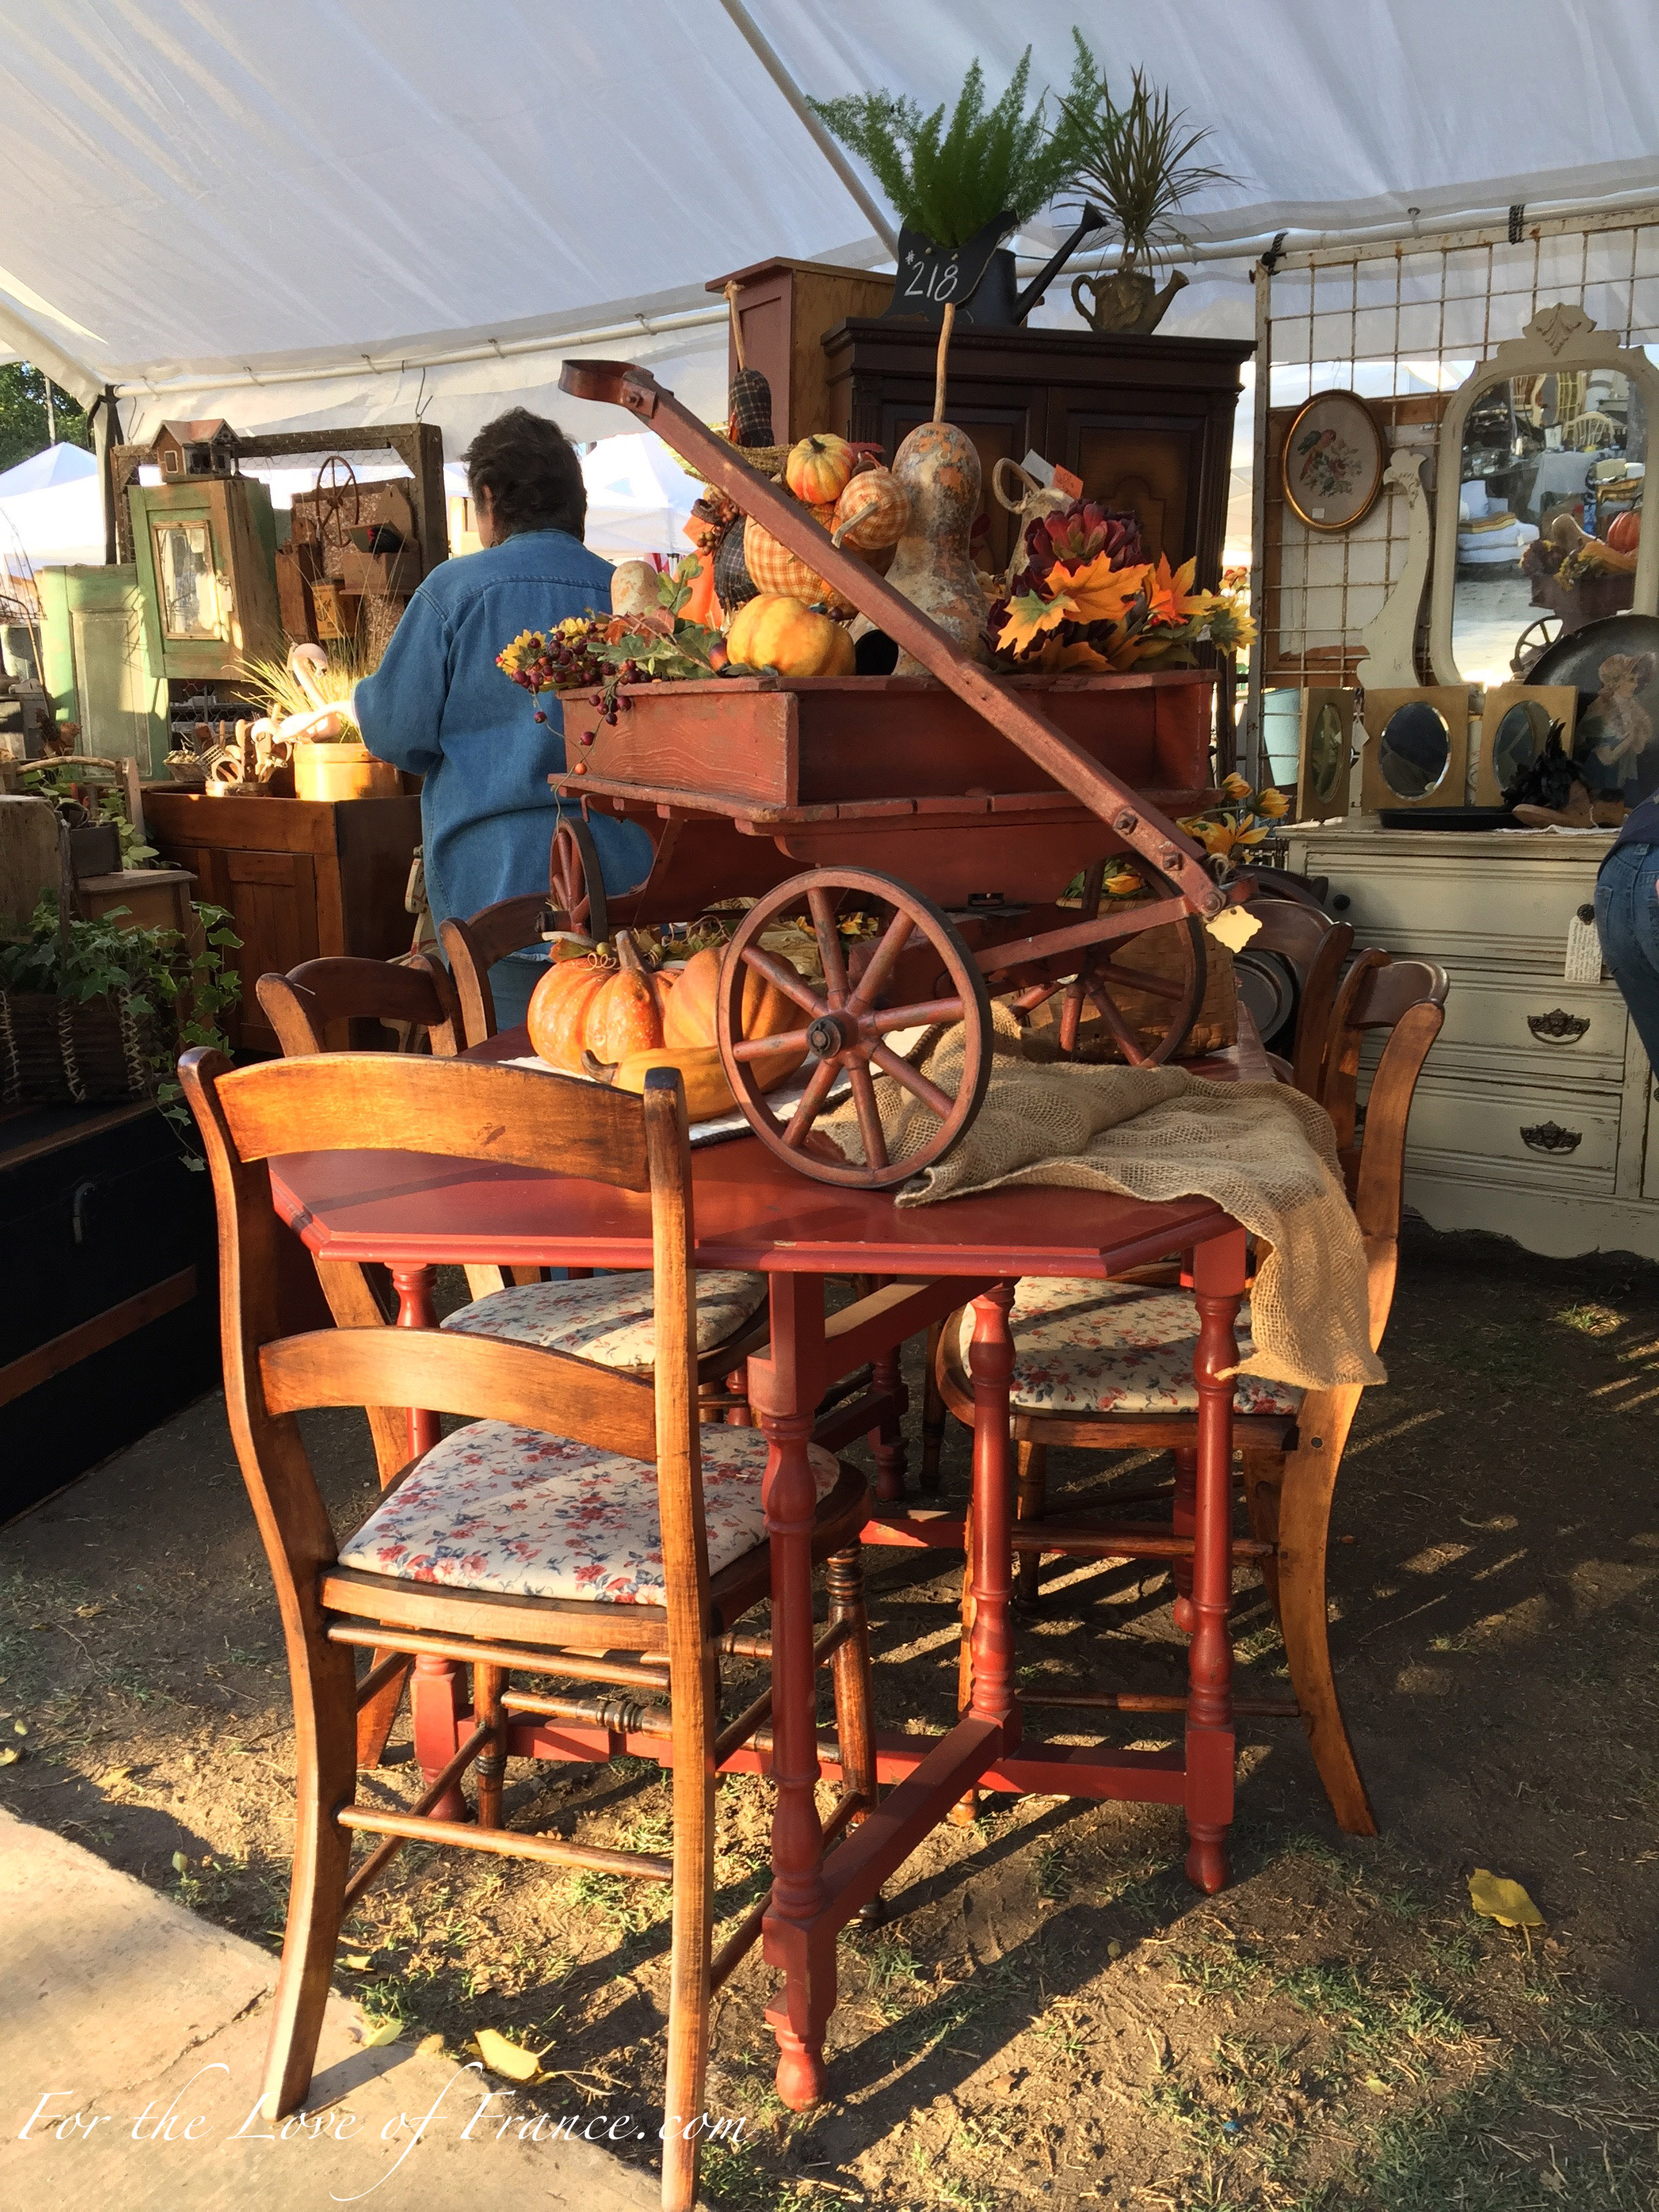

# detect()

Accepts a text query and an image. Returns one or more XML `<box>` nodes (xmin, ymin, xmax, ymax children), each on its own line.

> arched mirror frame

<box><xmin>1429</xmin><ymin>304</ymin><xmax>1659</xmax><ymax>685</ymax></box>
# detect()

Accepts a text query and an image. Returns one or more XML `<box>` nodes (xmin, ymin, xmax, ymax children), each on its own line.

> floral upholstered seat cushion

<box><xmin>956</xmin><ymin>1278</ymin><xmax>1303</xmax><ymax>1418</ymax></box>
<box><xmin>441</xmin><ymin>1269</ymin><xmax>767</xmax><ymax>1370</ymax></box>
<box><xmin>337</xmin><ymin>1420</ymin><xmax>841</xmax><ymax>1605</ymax></box>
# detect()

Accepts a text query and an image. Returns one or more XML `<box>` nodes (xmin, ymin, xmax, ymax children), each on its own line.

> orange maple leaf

<box><xmin>1046</xmin><ymin>637</ymin><xmax>1113</xmax><ymax>673</ymax></box>
<box><xmin>1042</xmin><ymin>554</ymin><xmax>1143</xmax><ymax>630</ymax></box>
<box><xmin>1143</xmin><ymin>554</ymin><xmax>1206</xmax><ymax>627</ymax></box>
<box><xmin>996</xmin><ymin>590</ymin><xmax>1075</xmax><ymax>657</ymax></box>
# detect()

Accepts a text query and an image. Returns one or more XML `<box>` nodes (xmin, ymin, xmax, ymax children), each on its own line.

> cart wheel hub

<box><xmin>807</xmin><ymin>1013</ymin><xmax>855</xmax><ymax>1058</ymax></box>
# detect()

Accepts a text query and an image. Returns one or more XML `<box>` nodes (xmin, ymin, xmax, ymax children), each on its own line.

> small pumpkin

<box><xmin>784</xmin><ymin>433</ymin><xmax>857</xmax><ymax>507</ymax></box>
<box><xmin>527</xmin><ymin>931</ymin><xmax>674</xmax><ymax>1073</ymax></box>
<box><xmin>663</xmin><ymin>942</ymin><xmax>800</xmax><ymax>1050</ymax></box>
<box><xmin>1607</xmin><ymin>507</ymin><xmax>1641</xmax><ymax>555</ymax></box>
<box><xmin>832</xmin><ymin>466</ymin><xmax>909</xmax><ymax>552</ymax></box>
<box><xmin>724</xmin><ymin>594</ymin><xmax>857</xmax><ymax>679</ymax></box>
<box><xmin>742</xmin><ymin>515</ymin><xmax>855</xmax><ymax>613</ymax></box>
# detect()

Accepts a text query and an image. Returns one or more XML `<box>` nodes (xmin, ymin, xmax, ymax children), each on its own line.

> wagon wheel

<box><xmin>1032</xmin><ymin>859</ymin><xmax>1206</xmax><ymax>1065</ymax></box>
<box><xmin>1511</xmin><ymin>613</ymin><xmax>1562</xmax><ymax>678</ymax></box>
<box><xmin>717</xmin><ymin>868</ymin><xmax>994</xmax><ymax>1189</ymax></box>
<box><xmin>548</xmin><ymin>814</ymin><xmax>609</xmax><ymax>944</ymax></box>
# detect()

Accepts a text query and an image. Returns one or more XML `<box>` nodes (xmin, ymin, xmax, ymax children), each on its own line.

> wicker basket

<box><xmin>0</xmin><ymin>989</ymin><xmax>166</xmax><ymax>1109</ymax></box>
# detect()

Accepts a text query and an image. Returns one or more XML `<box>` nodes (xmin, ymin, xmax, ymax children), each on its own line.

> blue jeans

<box><xmin>485</xmin><ymin>947</ymin><xmax>549</xmax><ymax>1033</ymax></box>
<box><xmin>1595</xmin><ymin>842</ymin><xmax>1659</xmax><ymax>1073</ymax></box>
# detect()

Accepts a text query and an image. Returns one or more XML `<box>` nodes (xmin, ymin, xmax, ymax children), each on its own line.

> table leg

<box><xmin>1185</xmin><ymin>1229</ymin><xmax>1246</xmax><ymax>1893</ymax></box>
<box><xmin>390</xmin><ymin>1263</ymin><xmax>464</xmax><ymax>1815</ymax></box>
<box><xmin>966</xmin><ymin>1284</ymin><xmax>1018</xmax><ymax>1744</ymax></box>
<box><xmin>390</xmin><ymin>1265</ymin><xmax>441</xmax><ymax>1460</ymax></box>
<box><xmin>869</xmin><ymin>1335</ymin><xmax>908</xmax><ymax>1502</ymax></box>
<box><xmin>751</xmin><ymin>1277</ymin><xmax>834</xmax><ymax>2111</ymax></box>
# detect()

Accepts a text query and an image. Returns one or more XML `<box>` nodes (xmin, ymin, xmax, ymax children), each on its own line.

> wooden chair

<box><xmin>257</xmin><ymin>953</ymin><xmax>464</xmax><ymax>1062</ymax></box>
<box><xmin>439</xmin><ymin>894</ymin><xmax>552</xmax><ymax>1048</ymax></box>
<box><xmin>930</xmin><ymin>954</ymin><xmax>1448</xmax><ymax>1835</ymax></box>
<box><xmin>180</xmin><ymin>1046</ymin><xmax>876</xmax><ymax>2212</ymax></box>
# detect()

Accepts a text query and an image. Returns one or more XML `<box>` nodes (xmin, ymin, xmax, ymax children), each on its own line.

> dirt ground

<box><xmin>2</xmin><ymin>1220</ymin><xmax>1657</xmax><ymax>2210</ymax></box>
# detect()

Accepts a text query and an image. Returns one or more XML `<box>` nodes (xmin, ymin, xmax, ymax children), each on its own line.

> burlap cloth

<box><xmin>821</xmin><ymin>1008</ymin><xmax>1384</xmax><ymax>1393</ymax></box>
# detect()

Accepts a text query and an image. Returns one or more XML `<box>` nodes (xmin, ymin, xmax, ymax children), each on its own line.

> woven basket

<box><xmin>0</xmin><ymin>989</ymin><xmax>165</xmax><ymax>1109</ymax></box>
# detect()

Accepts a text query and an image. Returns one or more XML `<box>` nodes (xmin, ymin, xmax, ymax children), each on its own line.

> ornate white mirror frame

<box><xmin>1429</xmin><ymin>304</ymin><xmax>1659</xmax><ymax>685</ymax></box>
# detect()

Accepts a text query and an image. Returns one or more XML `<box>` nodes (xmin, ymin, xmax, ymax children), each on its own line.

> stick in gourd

<box><xmin>933</xmin><ymin>302</ymin><xmax>955</xmax><ymax>424</ymax></box>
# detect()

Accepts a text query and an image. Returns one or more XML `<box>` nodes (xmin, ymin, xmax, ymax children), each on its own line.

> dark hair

<box><xmin>464</xmin><ymin>407</ymin><xmax>586</xmax><ymax>539</ymax></box>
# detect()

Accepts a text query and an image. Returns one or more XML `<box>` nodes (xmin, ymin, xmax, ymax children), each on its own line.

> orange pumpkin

<box><xmin>724</xmin><ymin>594</ymin><xmax>857</xmax><ymax>678</ymax></box>
<box><xmin>663</xmin><ymin>943</ymin><xmax>800</xmax><ymax>1050</ymax></box>
<box><xmin>741</xmin><ymin>515</ymin><xmax>855</xmax><ymax>613</ymax></box>
<box><xmin>784</xmin><ymin>432</ymin><xmax>856</xmax><ymax>507</ymax></box>
<box><xmin>1607</xmin><ymin>507</ymin><xmax>1641</xmax><ymax>555</ymax></box>
<box><xmin>832</xmin><ymin>465</ymin><xmax>909</xmax><ymax>552</ymax></box>
<box><xmin>527</xmin><ymin>933</ymin><xmax>674</xmax><ymax>1073</ymax></box>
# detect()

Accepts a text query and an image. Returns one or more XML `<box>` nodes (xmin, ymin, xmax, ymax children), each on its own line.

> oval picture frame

<box><xmin>1281</xmin><ymin>390</ymin><xmax>1386</xmax><ymax>532</ymax></box>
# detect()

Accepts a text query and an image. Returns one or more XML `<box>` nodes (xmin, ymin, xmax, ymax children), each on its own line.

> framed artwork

<box><xmin>1359</xmin><ymin>685</ymin><xmax>1471</xmax><ymax>813</ymax></box>
<box><xmin>1475</xmin><ymin>683</ymin><xmax>1578</xmax><ymax>805</ymax></box>
<box><xmin>1281</xmin><ymin>390</ymin><xmax>1387</xmax><ymax>531</ymax></box>
<box><xmin>1294</xmin><ymin>687</ymin><xmax>1356</xmax><ymax>823</ymax></box>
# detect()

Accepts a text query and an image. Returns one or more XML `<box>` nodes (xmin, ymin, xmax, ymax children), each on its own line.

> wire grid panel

<box><xmin>1254</xmin><ymin>207</ymin><xmax>1659</xmax><ymax>714</ymax></box>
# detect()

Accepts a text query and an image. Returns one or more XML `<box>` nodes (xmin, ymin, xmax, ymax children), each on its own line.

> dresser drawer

<box><xmin>1399</xmin><ymin>1073</ymin><xmax>1622</xmax><ymax>1193</ymax></box>
<box><xmin>1419</xmin><ymin>974</ymin><xmax>1627</xmax><ymax>1078</ymax></box>
<box><xmin>1297</xmin><ymin>836</ymin><xmax>1604</xmax><ymax>972</ymax></box>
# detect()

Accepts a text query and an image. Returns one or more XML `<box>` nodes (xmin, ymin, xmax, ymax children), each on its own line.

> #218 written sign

<box><xmin>882</xmin><ymin>212</ymin><xmax>1015</xmax><ymax>327</ymax></box>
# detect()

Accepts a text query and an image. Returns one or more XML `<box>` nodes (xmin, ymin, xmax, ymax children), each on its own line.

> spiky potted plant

<box><xmin>808</xmin><ymin>47</ymin><xmax>1090</xmax><ymax>323</ymax></box>
<box><xmin>1057</xmin><ymin>35</ymin><xmax>1235</xmax><ymax>335</ymax></box>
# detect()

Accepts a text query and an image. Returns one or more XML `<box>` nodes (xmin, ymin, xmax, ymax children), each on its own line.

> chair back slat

<box><xmin>1351</xmin><ymin>994</ymin><xmax>1446</xmax><ymax>1246</ymax></box>
<box><xmin>1316</xmin><ymin>948</ymin><xmax>1393</xmax><ymax>1152</ymax></box>
<box><xmin>260</xmin><ymin>1328</ymin><xmax>657</xmax><ymax>1462</ymax></box>
<box><xmin>214</xmin><ymin>1052</ymin><xmax>652</xmax><ymax>1190</ymax></box>
<box><xmin>258</xmin><ymin>956</ymin><xmax>461</xmax><ymax>1059</ymax></box>
<box><xmin>441</xmin><ymin>897</ymin><xmax>549</xmax><ymax>1047</ymax></box>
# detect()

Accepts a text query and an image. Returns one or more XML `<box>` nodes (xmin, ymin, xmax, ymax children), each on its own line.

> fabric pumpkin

<box><xmin>742</xmin><ymin>515</ymin><xmax>854</xmax><ymax>613</ymax></box>
<box><xmin>832</xmin><ymin>466</ymin><xmax>909</xmax><ymax>552</ymax></box>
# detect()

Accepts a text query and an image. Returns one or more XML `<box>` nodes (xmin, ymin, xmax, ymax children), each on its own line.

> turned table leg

<box><xmin>752</xmin><ymin>1278</ymin><xmax>834</xmax><ymax>2110</ymax></box>
<box><xmin>391</xmin><ymin>1263</ymin><xmax>466</xmax><ymax>1816</ymax></box>
<box><xmin>966</xmin><ymin>1285</ymin><xmax>1019</xmax><ymax>1743</ymax></box>
<box><xmin>1185</xmin><ymin>1229</ymin><xmax>1245</xmax><ymax>1893</ymax></box>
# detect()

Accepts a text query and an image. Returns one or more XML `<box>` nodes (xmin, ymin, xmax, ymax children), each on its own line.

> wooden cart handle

<box><xmin>557</xmin><ymin>359</ymin><xmax>1225</xmax><ymax>920</ymax></box>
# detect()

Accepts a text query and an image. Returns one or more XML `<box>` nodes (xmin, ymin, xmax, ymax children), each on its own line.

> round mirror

<box><xmin>1307</xmin><ymin>701</ymin><xmax>1345</xmax><ymax>805</ymax></box>
<box><xmin>1378</xmin><ymin>702</ymin><xmax>1452</xmax><ymax>800</ymax></box>
<box><xmin>1493</xmin><ymin>699</ymin><xmax>1551</xmax><ymax>792</ymax></box>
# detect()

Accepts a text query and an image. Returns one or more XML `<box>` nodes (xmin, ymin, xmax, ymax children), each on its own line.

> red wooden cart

<box><xmin>548</xmin><ymin>360</ymin><xmax>1242</xmax><ymax>1187</ymax></box>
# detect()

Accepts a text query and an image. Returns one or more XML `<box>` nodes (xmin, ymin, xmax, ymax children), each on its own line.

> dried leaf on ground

<box><xmin>1469</xmin><ymin>1868</ymin><xmax>1545</xmax><ymax>1927</ymax></box>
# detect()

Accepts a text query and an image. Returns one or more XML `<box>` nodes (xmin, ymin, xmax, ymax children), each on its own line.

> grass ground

<box><xmin>2</xmin><ymin>1221</ymin><xmax>1657</xmax><ymax>2207</ymax></box>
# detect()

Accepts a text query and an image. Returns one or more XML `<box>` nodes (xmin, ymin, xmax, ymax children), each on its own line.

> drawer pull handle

<box><xmin>1519</xmin><ymin>1121</ymin><xmax>1582</xmax><ymax>1154</ymax></box>
<box><xmin>1528</xmin><ymin>1008</ymin><xmax>1591</xmax><ymax>1042</ymax></box>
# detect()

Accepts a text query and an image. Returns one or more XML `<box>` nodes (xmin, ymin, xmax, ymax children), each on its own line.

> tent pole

<box><xmin>716</xmin><ymin>0</ymin><xmax>899</xmax><ymax>257</ymax></box>
<box><xmin>1244</xmin><ymin>258</ymin><xmax>1271</xmax><ymax>794</ymax></box>
<box><xmin>92</xmin><ymin>386</ymin><xmax>123</xmax><ymax>567</ymax></box>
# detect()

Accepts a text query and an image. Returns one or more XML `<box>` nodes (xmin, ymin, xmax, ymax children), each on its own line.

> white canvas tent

<box><xmin>3</xmin><ymin>1</ymin><xmax>1656</xmax><ymax>461</ymax></box>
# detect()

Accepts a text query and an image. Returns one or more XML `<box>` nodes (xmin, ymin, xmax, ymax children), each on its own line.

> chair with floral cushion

<box><xmin>180</xmin><ymin>1045</ymin><xmax>875</xmax><ymax>2212</ymax></box>
<box><xmin>930</xmin><ymin>954</ymin><xmax>1447</xmax><ymax>1834</ymax></box>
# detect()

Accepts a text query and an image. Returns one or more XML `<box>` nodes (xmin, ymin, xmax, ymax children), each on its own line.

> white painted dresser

<box><xmin>1285</xmin><ymin>822</ymin><xmax>1659</xmax><ymax>1261</ymax></box>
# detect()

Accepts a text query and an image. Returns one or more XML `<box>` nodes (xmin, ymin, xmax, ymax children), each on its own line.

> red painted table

<box><xmin>268</xmin><ymin>1037</ymin><xmax>1248</xmax><ymax>2106</ymax></box>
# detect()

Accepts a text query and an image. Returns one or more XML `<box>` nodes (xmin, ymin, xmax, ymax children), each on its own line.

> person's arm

<box><xmin>351</xmin><ymin>588</ymin><xmax>453</xmax><ymax>775</ymax></box>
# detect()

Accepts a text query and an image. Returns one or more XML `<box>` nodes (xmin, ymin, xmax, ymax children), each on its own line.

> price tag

<box><xmin>883</xmin><ymin>211</ymin><xmax>1013</xmax><ymax>327</ymax></box>
<box><xmin>1564</xmin><ymin>912</ymin><xmax>1603</xmax><ymax>982</ymax></box>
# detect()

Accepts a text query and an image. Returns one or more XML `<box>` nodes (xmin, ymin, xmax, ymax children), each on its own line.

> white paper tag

<box><xmin>1564</xmin><ymin>914</ymin><xmax>1603</xmax><ymax>983</ymax></box>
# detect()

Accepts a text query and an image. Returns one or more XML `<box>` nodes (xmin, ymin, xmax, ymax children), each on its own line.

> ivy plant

<box><xmin>0</xmin><ymin>895</ymin><xmax>241</xmax><ymax>1164</ymax></box>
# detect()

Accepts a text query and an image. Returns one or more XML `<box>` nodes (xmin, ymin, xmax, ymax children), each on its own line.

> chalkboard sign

<box><xmin>882</xmin><ymin>211</ymin><xmax>1015</xmax><ymax>327</ymax></box>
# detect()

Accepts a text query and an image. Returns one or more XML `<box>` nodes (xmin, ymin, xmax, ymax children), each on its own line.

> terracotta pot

<box><xmin>293</xmin><ymin>739</ymin><xmax>401</xmax><ymax>803</ymax></box>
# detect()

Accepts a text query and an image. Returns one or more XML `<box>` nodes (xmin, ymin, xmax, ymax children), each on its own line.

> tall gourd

<box><xmin>881</xmin><ymin>422</ymin><xmax>989</xmax><ymax>676</ymax></box>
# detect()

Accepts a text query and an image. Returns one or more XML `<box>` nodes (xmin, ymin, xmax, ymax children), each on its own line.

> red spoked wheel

<box><xmin>548</xmin><ymin>815</ymin><xmax>610</xmax><ymax>943</ymax></box>
<box><xmin>1020</xmin><ymin>859</ymin><xmax>1206</xmax><ymax>1065</ymax></box>
<box><xmin>716</xmin><ymin>868</ymin><xmax>994</xmax><ymax>1189</ymax></box>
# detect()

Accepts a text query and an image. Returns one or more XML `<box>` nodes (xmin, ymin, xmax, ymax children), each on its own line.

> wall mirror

<box><xmin>1431</xmin><ymin>307</ymin><xmax>1658</xmax><ymax>687</ymax></box>
<box><xmin>1475</xmin><ymin>682</ymin><xmax>1580</xmax><ymax>804</ymax></box>
<box><xmin>1359</xmin><ymin>684</ymin><xmax>1471</xmax><ymax>813</ymax></box>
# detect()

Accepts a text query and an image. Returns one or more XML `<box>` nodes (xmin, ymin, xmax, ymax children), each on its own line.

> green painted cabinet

<box><xmin>128</xmin><ymin>474</ymin><xmax>281</xmax><ymax>683</ymax></box>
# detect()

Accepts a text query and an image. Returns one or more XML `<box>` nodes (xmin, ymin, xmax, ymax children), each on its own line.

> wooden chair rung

<box><xmin>501</xmin><ymin>1685</ymin><xmax>672</xmax><ymax>1734</ymax></box>
<box><xmin>342</xmin><ymin>1720</ymin><xmax>493</xmax><ymax>1906</ymax></box>
<box><xmin>328</xmin><ymin>1621</ymin><xmax>671</xmax><ymax>1691</ymax></box>
<box><xmin>712</xmin><ymin>1621</ymin><xmax>853</xmax><ymax>1763</ymax></box>
<box><xmin>340</xmin><ymin>1805</ymin><xmax>672</xmax><ymax>1881</ymax></box>
<box><xmin>1008</xmin><ymin>1521</ymin><xmax>1274</xmax><ymax>1560</ymax></box>
<box><xmin>1021</xmin><ymin>1690</ymin><xmax>1299</xmax><ymax>1717</ymax></box>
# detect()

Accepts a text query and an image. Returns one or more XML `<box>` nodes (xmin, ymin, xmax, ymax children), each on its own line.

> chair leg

<box><xmin>827</xmin><ymin>1548</ymin><xmax>876</xmax><ymax>1825</ymax></box>
<box><xmin>1239</xmin><ymin>1450</ymin><xmax>1283</xmax><ymax>1620</ymax></box>
<box><xmin>869</xmin><ymin>1338</ymin><xmax>908</xmax><ymax>1502</ymax></box>
<box><xmin>1274</xmin><ymin>1388</ymin><xmax>1378</xmax><ymax>1838</ymax></box>
<box><xmin>1171</xmin><ymin>1446</ymin><xmax>1197</xmax><ymax>1631</ymax></box>
<box><xmin>355</xmin><ymin>1654</ymin><xmax>410</xmax><ymax>1768</ymax></box>
<box><xmin>261</xmin><ymin>1634</ymin><xmax>357</xmax><ymax>2119</ymax></box>
<box><xmin>473</xmin><ymin>1663</ymin><xmax>505</xmax><ymax>1830</ymax></box>
<box><xmin>1014</xmin><ymin>1437</ymin><xmax>1048</xmax><ymax>1607</ymax></box>
<box><xmin>950</xmin><ymin>1507</ymin><xmax>978</xmax><ymax>1825</ymax></box>
<box><xmin>920</xmin><ymin>1319</ymin><xmax>948</xmax><ymax>1494</ymax></box>
<box><xmin>662</xmin><ymin>1646</ymin><xmax>718</xmax><ymax>2212</ymax></box>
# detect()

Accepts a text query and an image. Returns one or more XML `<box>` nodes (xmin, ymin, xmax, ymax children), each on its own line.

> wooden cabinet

<box><xmin>707</xmin><ymin>258</ymin><xmax>899</xmax><ymax>447</ymax></box>
<box><xmin>822</xmin><ymin>321</ymin><xmax>1252</xmax><ymax>581</ymax></box>
<box><xmin>128</xmin><ymin>476</ymin><xmax>282</xmax><ymax>682</ymax></box>
<box><xmin>142</xmin><ymin>787</ymin><xmax>422</xmax><ymax>1051</ymax></box>
<box><xmin>1287</xmin><ymin>822</ymin><xmax>1659</xmax><ymax>1260</ymax></box>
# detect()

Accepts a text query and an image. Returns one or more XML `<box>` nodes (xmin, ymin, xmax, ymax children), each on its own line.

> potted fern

<box><xmin>808</xmin><ymin>47</ymin><xmax>1091</xmax><ymax>323</ymax></box>
<box><xmin>1057</xmin><ymin>35</ymin><xmax>1235</xmax><ymax>335</ymax></box>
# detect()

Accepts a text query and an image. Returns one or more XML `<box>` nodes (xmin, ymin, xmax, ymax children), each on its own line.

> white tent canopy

<box><xmin>4</xmin><ymin>2</ymin><xmax>1658</xmax><ymax>454</ymax></box>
